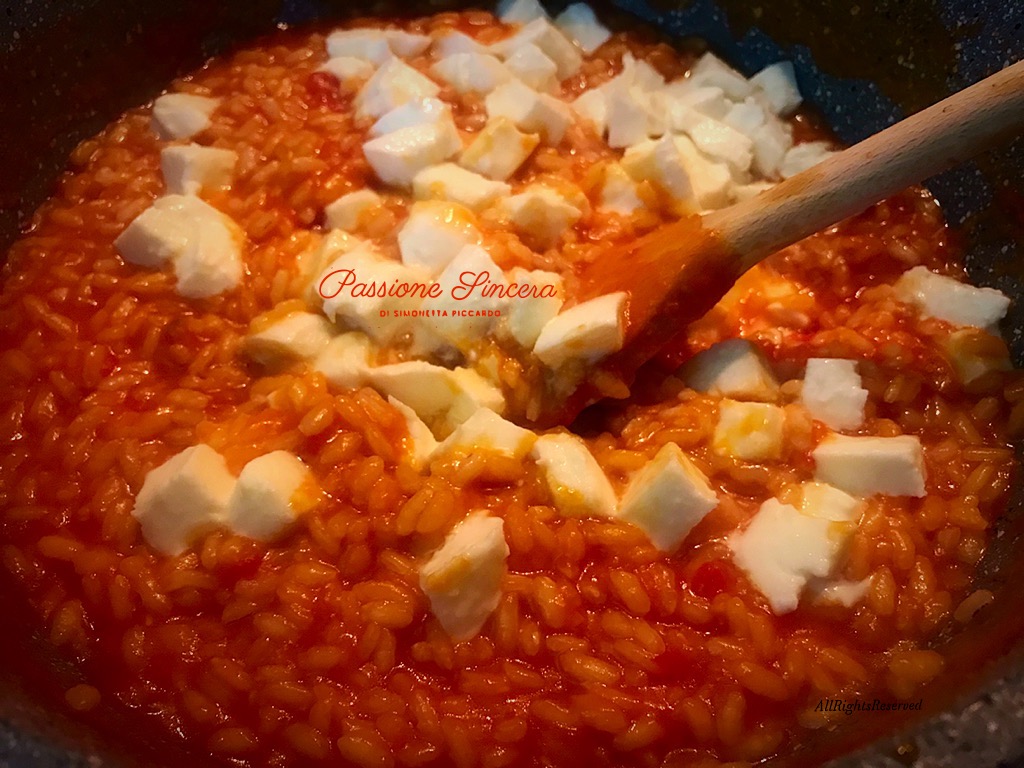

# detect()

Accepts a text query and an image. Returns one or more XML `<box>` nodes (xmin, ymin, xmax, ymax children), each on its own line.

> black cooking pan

<box><xmin>1</xmin><ymin>1</ymin><xmax>1022</xmax><ymax>766</ymax></box>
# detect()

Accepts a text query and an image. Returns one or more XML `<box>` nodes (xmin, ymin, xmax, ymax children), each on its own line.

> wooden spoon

<box><xmin>542</xmin><ymin>59</ymin><xmax>1024</xmax><ymax>427</ymax></box>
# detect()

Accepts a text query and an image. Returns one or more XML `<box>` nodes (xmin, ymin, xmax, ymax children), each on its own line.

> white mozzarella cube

<box><xmin>572</xmin><ymin>89</ymin><xmax>608</xmax><ymax>134</ymax></box>
<box><xmin>616</xmin><ymin>443</ymin><xmax>718</xmax><ymax>552</ymax></box>
<box><xmin>116</xmin><ymin>195</ymin><xmax>243</xmax><ymax>299</ymax></box>
<box><xmin>434</xmin><ymin>31</ymin><xmax>490</xmax><ymax>57</ymax></box>
<box><xmin>584</xmin><ymin>55</ymin><xmax>662</xmax><ymax>109</ymax></box>
<box><xmin>813</xmin><ymin>435</ymin><xmax>926</xmax><ymax>498</ymax></box>
<box><xmin>687</xmin><ymin>53</ymin><xmax>753</xmax><ymax>100</ymax></box>
<box><xmin>500</xmin><ymin>268</ymin><xmax>565</xmax><ymax>349</ymax></box>
<box><xmin>801</xmin><ymin>358</ymin><xmax>868</xmax><ymax>431</ymax></box>
<box><xmin>369</xmin><ymin>96</ymin><xmax>453</xmax><ymax>138</ymax></box>
<box><xmin>151</xmin><ymin>93</ymin><xmax>220</xmax><ymax>141</ymax></box>
<box><xmin>226</xmin><ymin>452</ymin><xmax>315</xmax><ymax>542</ymax></box>
<box><xmin>894</xmin><ymin>266</ymin><xmax>1010</xmax><ymax>329</ymax></box>
<box><xmin>356</xmin><ymin>58</ymin><xmax>441</xmax><ymax>119</ymax></box>
<box><xmin>246</xmin><ymin>312</ymin><xmax>336</xmax><ymax>366</ymax></box>
<box><xmin>605</xmin><ymin>84</ymin><xmax>659</xmax><ymax>149</ymax></box>
<box><xmin>533</xmin><ymin>292</ymin><xmax>626</xmax><ymax>369</ymax></box>
<box><xmin>532</xmin><ymin>433</ymin><xmax>617</xmax><ymax>518</ymax></box>
<box><xmin>943</xmin><ymin>329</ymin><xmax>1011</xmax><ymax>384</ymax></box>
<box><xmin>436</xmin><ymin>408</ymin><xmax>538</xmax><ymax>459</ymax></box>
<box><xmin>313</xmin><ymin>332</ymin><xmax>374</xmax><ymax>390</ymax></box>
<box><xmin>713</xmin><ymin>400</ymin><xmax>786</xmax><ymax>461</ymax></box>
<box><xmin>500</xmin><ymin>185</ymin><xmax>583</xmax><ymax>247</ymax></box>
<box><xmin>421</xmin><ymin>245</ymin><xmax>510</xmax><ymax>348</ymax></box>
<box><xmin>420</xmin><ymin>512</ymin><xmax>510</xmax><ymax>641</ymax></box>
<box><xmin>722</xmin><ymin>98</ymin><xmax>767</xmax><ymax>134</ymax></box>
<box><xmin>663</xmin><ymin>101</ymin><xmax>705</xmax><ymax>135</ymax></box>
<box><xmin>504</xmin><ymin>43</ymin><xmax>559</xmax><ymax>92</ymax></box>
<box><xmin>431</xmin><ymin>53</ymin><xmax>513</xmax><ymax>94</ymax></box>
<box><xmin>640</xmin><ymin>90</ymin><xmax>670</xmax><ymax>138</ymax></box>
<box><xmin>798</xmin><ymin>481</ymin><xmax>865</xmax><ymax>523</ymax></box>
<box><xmin>300</xmin><ymin>229</ymin><xmax>368</xmax><ymax>295</ymax></box>
<box><xmin>325</xmin><ymin>28</ymin><xmax>393</xmax><ymax>62</ymax></box>
<box><xmin>319</xmin><ymin>56</ymin><xmax>376</xmax><ymax>81</ymax></box>
<box><xmin>810</xmin><ymin>577</ymin><xmax>872</xmax><ymax>607</ymax></box>
<box><xmin>730</xmin><ymin>498</ymin><xmax>852</xmax><ymax>614</ymax></box>
<box><xmin>459</xmin><ymin>118</ymin><xmax>540</xmax><ymax>181</ymax></box>
<box><xmin>683</xmin><ymin>117</ymin><xmax>753</xmax><ymax>174</ymax></box>
<box><xmin>621</xmin><ymin>137</ymin><xmax>693</xmax><ymax>204</ymax></box>
<box><xmin>326</xmin><ymin>29</ymin><xmax>393</xmax><ymax>64</ymax></box>
<box><xmin>131</xmin><ymin>444</ymin><xmax>235</xmax><ymax>556</ymax></box>
<box><xmin>317</xmin><ymin>248</ymin><xmax>430</xmax><ymax>342</ymax></box>
<box><xmin>383</xmin><ymin>29</ymin><xmax>433</xmax><ymax>58</ymax></box>
<box><xmin>405</xmin><ymin>322</ymin><xmax>454</xmax><ymax>361</ymax></box>
<box><xmin>371</xmin><ymin>361</ymin><xmax>462</xmax><ymax>422</ymax></box>
<box><xmin>663</xmin><ymin>81</ymin><xmax>731</xmax><ymax>122</ymax></box>
<box><xmin>398</xmin><ymin>201</ymin><xmax>482</xmax><ymax>276</ymax></box>
<box><xmin>750</xmin><ymin>118</ymin><xmax>793</xmax><ymax>179</ymax></box>
<box><xmin>389</xmin><ymin>396</ymin><xmax>439</xmax><ymax>470</ymax></box>
<box><xmin>115</xmin><ymin>195</ymin><xmax>196</xmax><ymax>268</ymax></box>
<box><xmin>363</xmin><ymin>121</ymin><xmax>462</xmax><ymax>188</ymax></box>
<box><xmin>750</xmin><ymin>61</ymin><xmax>803</xmax><ymax>116</ymax></box>
<box><xmin>324</xmin><ymin>189</ymin><xmax>382</xmax><ymax>232</ymax></box>
<box><xmin>672</xmin><ymin>135</ymin><xmax>734</xmax><ymax>210</ymax></box>
<box><xmin>485</xmin><ymin>80</ymin><xmax>573</xmax><ymax>144</ymax></box>
<box><xmin>599</xmin><ymin>163</ymin><xmax>645</xmax><ymax>215</ymax></box>
<box><xmin>371</xmin><ymin>363</ymin><xmax>504</xmax><ymax>431</ymax></box>
<box><xmin>599</xmin><ymin>54</ymin><xmax>669</xmax><ymax>146</ymax></box>
<box><xmin>554</xmin><ymin>3</ymin><xmax>612</xmax><ymax>54</ymax></box>
<box><xmin>498</xmin><ymin>0</ymin><xmax>549</xmax><ymax>24</ymax></box>
<box><xmin>780</xmin><ymin>140</ymin><xmax>836</xmax><ymax>178</ymax></box>
<box><xmin>619</xmin><ymin>53</ymin><xmax>666</xmax><ymax>91</ymax></box>
<box><xmin>493</xmin><ymin>18</ymin><xmax>582</xmax><ymax>79</ymax></box>
<box><xmin>684</xmin><ymin>339</ymin><xmax>780</xmax><ymax>401</ymax></box>
<box><xmin>412</xmin><ymin>163</ymin><xmax>512</xmax><ymax>212</ymax></box>
<box><xmin>160</xmin><ymin>144</ymin><xmax>237</xmax><ymax>196</ymax></box>
<box><xmin>442</xmin><ymin>367</ymin><xmax>507</xmax><ymax>432</ymax></box>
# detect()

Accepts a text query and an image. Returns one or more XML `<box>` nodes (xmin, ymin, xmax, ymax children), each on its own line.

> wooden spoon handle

<box><xmin>703</xmin><ymin>59</ymin><xmax>1024</xmax><ymax>270</ymax></box>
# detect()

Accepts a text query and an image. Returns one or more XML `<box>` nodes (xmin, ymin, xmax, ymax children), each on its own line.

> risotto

<box><xmin>0</xmin><ymin>2</ymin><xmax>1020</xmax><ymax>767</ymax></box>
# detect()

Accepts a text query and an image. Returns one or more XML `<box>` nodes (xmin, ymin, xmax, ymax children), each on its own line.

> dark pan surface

<box><xmin>0</xmin><ymin>1</ymin><xmax>1022</xmax><ymax>766</ymax></box>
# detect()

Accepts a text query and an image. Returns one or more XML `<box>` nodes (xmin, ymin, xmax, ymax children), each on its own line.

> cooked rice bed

<box><xmin>0</xmin><ymin>12</ymin><xmax>1020</xmax><ymax>768</ymax></box>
